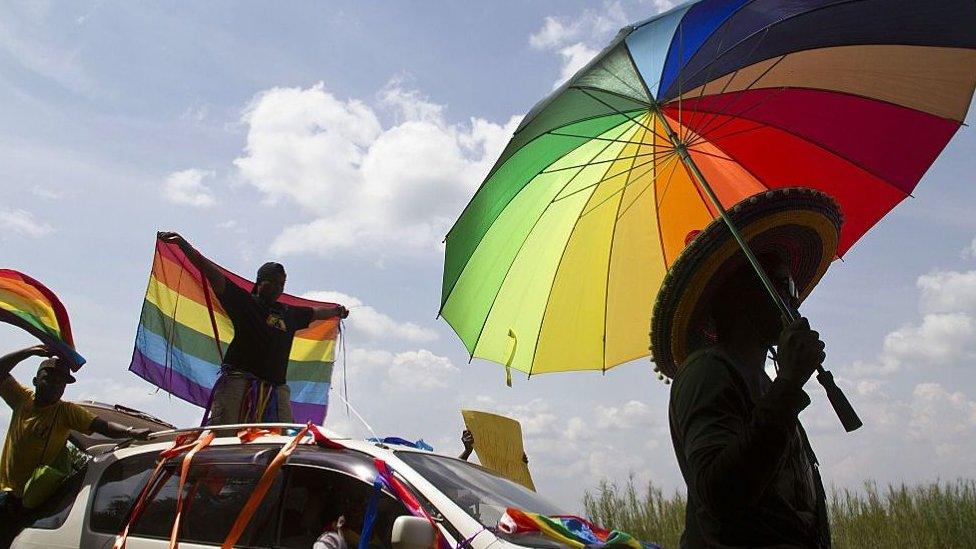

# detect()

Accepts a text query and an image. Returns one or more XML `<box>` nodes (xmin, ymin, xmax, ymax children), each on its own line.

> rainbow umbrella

<box><xmin>440</xmin><ymin>0</ymin><xmax>976</xmax><ymax>379</ymax></box>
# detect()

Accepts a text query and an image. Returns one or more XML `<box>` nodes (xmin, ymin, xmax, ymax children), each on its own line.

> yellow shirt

<box><xmin>0</xmin><ymin>375</ymin><xmax>95</xmax><ymax>497</ymax></box>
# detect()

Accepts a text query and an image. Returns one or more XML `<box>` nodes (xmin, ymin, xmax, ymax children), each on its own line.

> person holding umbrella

<box><xmin>651</xmin><ymin>189</ymin><xmax>840</xmax><ymax>548</ymax></box>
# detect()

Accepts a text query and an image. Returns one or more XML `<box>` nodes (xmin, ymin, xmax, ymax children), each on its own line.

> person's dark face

<box><xmin>748</xmin><ymin>256</ymin><xmax>796</xmax><ymax>343</ymax></box>
<box><xmin>33</xmin><ymin>367</ymin><xmax>69</xmax><ymax>406</ymax></box>
<box><xmin>715</xmin><ymin>254</ymin><xmax>795</xmax><ymax>345</ymax></box>
<box><xmin>254</xmin><ymin>273</ymin><xmax>286</xmax><ymax>304</ymax></box>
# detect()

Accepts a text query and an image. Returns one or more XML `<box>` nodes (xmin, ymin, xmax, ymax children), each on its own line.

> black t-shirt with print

<box><xmin>217</xmin><ymin>277</ymin><xmax>314</xmax><ymax>385</ymax></box>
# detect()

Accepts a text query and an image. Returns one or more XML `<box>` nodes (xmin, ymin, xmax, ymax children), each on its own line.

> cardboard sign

<box><xmin>461</xmin><ymin>410</ymin><xmax>535</xmax><ymax>491</ymax></box>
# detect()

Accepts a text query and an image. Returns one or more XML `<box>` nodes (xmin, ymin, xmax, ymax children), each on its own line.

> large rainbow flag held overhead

<box><xmin>129</xmin><ymin>237</ymin><xmax>340</xmax><ymax>424</ymax></box>
<box><xmin>0</xmin><ymin>269</ymin><xmax>85</xmax><ymax>369</ymax></box>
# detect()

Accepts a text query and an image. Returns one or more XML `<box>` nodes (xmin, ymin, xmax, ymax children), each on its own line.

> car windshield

<box><xmin>396</xmin><ymin>452</ymin><xmax>564</xmax><ymax>530</ymax></box>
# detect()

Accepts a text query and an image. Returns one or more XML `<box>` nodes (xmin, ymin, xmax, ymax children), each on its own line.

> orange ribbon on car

<box><xmin>168</xmin><ymin>430</ymin><xmax>215</xmax><ymax>549</ymax></box>
<box><xmin>220</xmin><ymin>424</ymin><xmax>310</xmax><ymax>548</ymax></box>
<box><xmin>114</xmin><ymin>432</ymin><xmax>206</xmax><ymax>549</ymax></box>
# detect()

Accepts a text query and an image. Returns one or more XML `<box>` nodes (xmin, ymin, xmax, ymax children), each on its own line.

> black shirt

<box><xmin>217</xmin><ymin>278</ymin><xmax>313</xmax><ymax>385</ymax></box>
<box><xmin>669</xmin><ymin>348</ymin><xmax>830</xmax><ymax>548</ymax></box>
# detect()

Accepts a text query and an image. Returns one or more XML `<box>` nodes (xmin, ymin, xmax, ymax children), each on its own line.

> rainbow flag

<box><xmin>128</xmin><ymin>237</ymin><xmax>340</xmax><ymax>424</ymax></box>
<box><xmin>0</xmin><ymin>269</ymin><xmax>85</xmax><ymax>369</ymax></box>
<box><xmin>499</xmin><ymin>508</ymin><xmax>661</xmax><ymax>549</ymax></box>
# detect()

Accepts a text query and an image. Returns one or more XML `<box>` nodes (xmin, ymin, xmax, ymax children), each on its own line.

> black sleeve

<box><xmin>290</xmin><ymin>306</ymin><xmax>314</xmax><ymax>332</ymax></box>
<box><xmin>215</xmin><ymin>276</ymin><xmax>251</xmax><ymax>323</ymax></box>
<box><xmin>671</xmin><ymin>355</ymin><xmax>810</xmax><ymax>521</ymax></box>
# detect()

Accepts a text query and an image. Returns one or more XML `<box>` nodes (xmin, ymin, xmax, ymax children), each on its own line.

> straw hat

<box><xmin>650</xmin><ymin>188</ymin><xmax>843</xmax><ymax>379</ymax></box>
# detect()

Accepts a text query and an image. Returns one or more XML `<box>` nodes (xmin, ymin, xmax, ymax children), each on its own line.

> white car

<box><xmin>12</xmin><ymin>404</ymin><xmax>567</xmax><ymax>549</ymax></box>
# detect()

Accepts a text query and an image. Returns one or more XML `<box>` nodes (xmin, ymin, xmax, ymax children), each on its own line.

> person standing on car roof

<box><xmin>0</xmin><ymin>345</ymin><xmax>151</xmax><ymax>547</ymax></box>
<box><xmin>158</xmin><ymin>232</ymin><xmax>349</xmax><ymax>426</ymax></box>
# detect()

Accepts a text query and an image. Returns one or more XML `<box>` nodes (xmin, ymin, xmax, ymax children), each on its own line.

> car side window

<box><xmin>90</xmin><ymin>452</ymin><xmax>157</xmax><ymax>534</ymax></box>
<box><xmin>278</xmin><ymin>465</ymin><xmax>410</xmax><ymax>549</ymax></box>
<box><xmin>91</xmin><ymin>447</ymin><xmax>283</xmax><ymax>547</ymax></box>
<box><xmin>26</xmin><ymin>466</ymin><xmax>88</xmax><ymax>530</ymax></box>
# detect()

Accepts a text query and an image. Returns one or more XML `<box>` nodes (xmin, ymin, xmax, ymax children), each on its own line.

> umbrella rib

<box><xmin>577</xmin><ymin>88</ymin><xmax>672</xmax><ymax>143</ymax></box>
<box><xmin>682</xmin><ymin>53</ymin><xmax>786</xmax><ymax>143</ymax></box>
<box><xmin>579</xmin><ymin>151</ymin><xmax>676</xmax><ymax>219</ymax></box>
<box><xmin>686</xmin><ymin>88</ymin><xmax>788</xmax><ymax>148</ymax></box>
<box><xmin>682</xmin><ymin>147</ymin><xmax>734</xmax><ymax>162</ymax></box>
<box><xmin>571</xmin><ymin>85</ymin><xmax>654</xmax><ymax>108</ymax></box>
<box><xmin>460</xmin><ymin>121</ymin><xmax>641</xmax><ymax>366</ymax></box>
<box><xmin>527</xmin><ymin>149</ymin><xmax>625</xmax><ymax>376</ymax></box>
<box><xmin>687</xmin><ymin>121</ymin><xmax>767</xmax><ymax>147</ymax></box>
<box><xmin>547</xmin><ymin>131</ymin><xmax>673</xmax><ymax>147</ymax></box>
<box><xmin>615</xmin><ymin>153</ymin><xmax>678</xmax><ymax>220</ymax></box>
<box><xmin>551</xmin><ymin>153</ymin><xmax>661</xmax><ymax>206</ymax></box>
<box><xmin>664</xmin><ymin>0</ymin><xmax>854</xmax><ymax>98</ymax></box>
<box><xmin>674</xmin><ymin>29</ymin><xmax>779</xmax><ymax>141</ymax></box>
<box><xmin>682</xmin><ymin>13</ymin><xmax>736</xmax><ymax>142</ymax></box>
<box><xmin>588</xmin><ymin>64</ymin><xmax>651</xmax><ymax>102</ymax></box>
<box><xmin>446</xmin><ymin>107</ymin><xmax>652</xmax><ymax>242</ymax></box>
<box><xmin>654</xmin><ymin>154</ymin><xmax>683</xmax><ymax>213</ymax></box>
<box><xmin>602</xmin><ymin>123</ymin><xmax>649</xmax><ymax>371</ymax></box>
<box><xmin>442</xmin><ymin>116</ymin><xmax>646</xmax><ymax>306</ymax></box>
<box><xmin>542</xmin><ymin>148</ymin><xmax>676</xmax><ymax>175</ymax></box>
<box><xmin>693</xmin><ymin>101</ymin><xmax>914</xmax><ymax>197</ymax></box>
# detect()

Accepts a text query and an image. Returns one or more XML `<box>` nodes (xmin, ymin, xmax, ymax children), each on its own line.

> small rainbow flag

<box><xmin>499</xmin><ymin>508</ymin><xmax>661</xmax><ymax>549</ymax></box>
<box><xmin>0</xmin><ymin>269</ymin><xmax>85</xmax><ymax>369</ymax></box>
<box><xmin>128</xmin><ymin>237</ymin><xmax>340</xmax><ymax>424</ymax></box>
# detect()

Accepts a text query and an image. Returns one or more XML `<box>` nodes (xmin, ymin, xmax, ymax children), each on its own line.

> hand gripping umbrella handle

<box><xmin>816</xmin><ymin>368</ymin><xmax>863</xmax><ymax>432</ymax></box>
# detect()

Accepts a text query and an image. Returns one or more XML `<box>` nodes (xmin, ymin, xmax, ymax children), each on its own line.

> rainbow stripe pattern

<box><xmin>441</xmin><ymin>0</ymin><xmax>976</xmax><ymax>375</ymax></box>
<box><xmin>0</xmin><ymin>269</ymin><xmax>85</xmax><ymax>368</ymax></box>
<box><xmin>499</xmin><ymin>508</ymin><xmax>661</xmax><ymax>549</ymax></box>
<box><xmin>128</xmin><ymin>238</ymin><xmax>339</xmax><ymax>424</ymax></box>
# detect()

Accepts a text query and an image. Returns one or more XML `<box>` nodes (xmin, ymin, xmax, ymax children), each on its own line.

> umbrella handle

<box><xmin>816</xmin><ymin>368</ymin><xmax>863</xmax><ymax>432</ymax></box>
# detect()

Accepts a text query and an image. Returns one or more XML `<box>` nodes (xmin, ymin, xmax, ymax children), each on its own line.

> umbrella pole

<box><xmin>650</xmin><ymin>105</ymin><xmax>863</xmax><ymax>432</ymax></box>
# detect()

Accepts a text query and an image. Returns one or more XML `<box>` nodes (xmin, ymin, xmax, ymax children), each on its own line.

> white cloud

<box><xmin>163</xmin><ymin>168</ymin><xmax>217</xmax><ymax>208</ymax></box>
<box><xmin>0</xmin><ymin>208</ymin><xmax>54</xmax><ymax>237</ymax></box>
<box><xmin>596</xmin><ymin>400</ymin><xmax>655</xmax><ymax>430</ymax></box>
<box><xmin>917</xmin><ymin>269</ymin><xmax>976</xmax><ymax>314</ymax></box>
<box><xmin>528</xmin><ymin>4</ymin><xmax>628</xmax><ymax>51</ymax></box>
<box><xmin>850</xmin><ymin>267</ymin><xmax>976</xmax><ymax>375</ymax></box>
<box><xmin>528</xmin><ymin>1</ymin><xmax>630</xmax><ymax>86</ymax></box>
<box><xmin>389</xmin><ymin>349</ymin><xmax>458</xmax><ymax>390</ymax></box>
<box><xmin>303</xmin><ymin>290</ymin><xmax>438</xmax><ymax>343</ymax></box>
<box><xmin>31</xmin><ymin>186</ymin><xmax>62</xmax><ymax>200</ymax></box>
<box><xmin>340</xmin><ymin>347</ymin><xmax>456</xmax><ymax>392</ymax></box>
<box><xmin>232</xmin><ymin>82</ymin><xmax>520</xmax><ymax>257</ymax></box>
<box><xmin>556</xmin><ymin>43</ymin><xmax>601</xmax><ymax>85</ymax></box>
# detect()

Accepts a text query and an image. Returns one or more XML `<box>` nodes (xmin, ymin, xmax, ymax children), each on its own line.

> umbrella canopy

<box><xmin>440</xmin><ymin>0</ymin><xmax>976</xmax><ymax>376</ymax></box>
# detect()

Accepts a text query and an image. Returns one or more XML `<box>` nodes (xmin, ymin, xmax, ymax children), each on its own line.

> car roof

<box><xmin>105</xmin><ymin>423</ymin><xmax>449</xmax><ymax>465</ymax></box>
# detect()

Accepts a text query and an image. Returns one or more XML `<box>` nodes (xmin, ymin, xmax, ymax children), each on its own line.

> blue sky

<box><xmin>2</xmin><ymin>0</ymin><xmax>975</xmax><ymax>510</ymax></box>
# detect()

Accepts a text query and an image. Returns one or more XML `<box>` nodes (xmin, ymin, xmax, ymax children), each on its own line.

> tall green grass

<box><xmin>583</xmin><ymin>478</ymin><xmax>976</xmax><ymax>548</ymax></box>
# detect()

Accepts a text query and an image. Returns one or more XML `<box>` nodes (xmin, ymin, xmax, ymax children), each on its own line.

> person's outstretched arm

<box><xmin>158</xmin><ymin>231</ymin><xmax>226</xmax><ymax>295</ymax></box>
<box><xmin>0</xmin><ymin>345</ymin><xmax>54</xmax><ymax>379</ymax></box>
<box><xmin>312</xmin><ymin>305</ymin><xmax>349</xmax><ymax>321</ymax></box>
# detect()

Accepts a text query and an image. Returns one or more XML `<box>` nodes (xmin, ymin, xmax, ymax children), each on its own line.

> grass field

<box><xmin>582</xmin><ymin>477</ymin><xmax>976</xmax><ymax>548</ymax></box>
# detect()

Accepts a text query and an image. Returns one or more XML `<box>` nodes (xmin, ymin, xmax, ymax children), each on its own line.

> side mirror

<box><xmin>391</xmin><ymin>516</ymin><xmax>435</xmax><ymax>549</ymax></box>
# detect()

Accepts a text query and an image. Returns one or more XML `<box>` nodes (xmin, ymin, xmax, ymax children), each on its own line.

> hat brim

<box><xmin>650</xmin><ymin>188</ymin><xmax>842</xmax><ymax>378</ymax></box>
